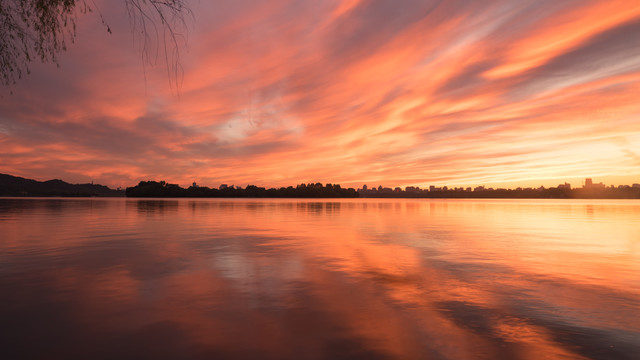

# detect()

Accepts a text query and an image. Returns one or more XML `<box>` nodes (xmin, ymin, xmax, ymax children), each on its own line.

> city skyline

<box><xmin>3</xmin><ymin>172</ymin><xmax>639</xmax><ymax>196</ymax></box>
<box><xmin>357</xmin><ymin>177</ymin><xmax>640</xmax><ymax>194</ymax></box>
<box><xmin>152</xmin><ymin>177</ymin><xmax>640</xmax><ymax>193</ymax></box>
<box><xmin>1</xmin><ymin>1</ymin><xmax>640</xmax><ymax>189</ymax></box>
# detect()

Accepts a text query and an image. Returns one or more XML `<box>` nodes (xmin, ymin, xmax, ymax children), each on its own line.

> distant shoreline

<box><xmin>2</xmin><ymin>173</ymin><xmax>639</xmax><ymax>199</ymax></box>
<box><xmin>3</xmin><ymin>196</ymin><xmax>640</xmax><ymax>200</ymax></box>
<box><xmin>123</xmin><ymin>180</ymin><xmax>640</xmax><ymax>199</ymax></box>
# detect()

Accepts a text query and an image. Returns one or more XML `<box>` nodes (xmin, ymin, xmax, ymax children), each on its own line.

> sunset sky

<box><xmin>1</xmin><ymin>0</ymin><xmax>639</xmax><ymax>189</ymax></box>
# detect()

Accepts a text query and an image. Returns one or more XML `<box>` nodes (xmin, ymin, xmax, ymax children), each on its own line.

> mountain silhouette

<box><xmin>0</xmin><ymin>173</ymin><xmax>124</xmax><ymax>197</ymax></box>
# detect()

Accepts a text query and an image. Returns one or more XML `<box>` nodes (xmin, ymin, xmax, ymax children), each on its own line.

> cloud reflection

<box><xmin>1</xmin><ymin>198</ymin><xmax>639</xmax><ymax>359</ymax></box>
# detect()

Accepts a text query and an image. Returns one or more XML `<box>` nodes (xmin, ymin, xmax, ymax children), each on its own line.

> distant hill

<box><xmin>0</xmin><ymin>173</ymin><xmax>124</xmax><ymax>197</ymax></box>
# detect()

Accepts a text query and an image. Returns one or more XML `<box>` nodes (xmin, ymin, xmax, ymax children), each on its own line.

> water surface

<box><xmin>1</xmin><ymin>198</ymin><xmax>639</xmax><ymax>359</ymax></box>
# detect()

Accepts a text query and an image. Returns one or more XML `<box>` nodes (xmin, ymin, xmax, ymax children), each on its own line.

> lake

<box><xmin>0</xmin><ymin>198</ymin><xmax>638</xmax><ymax>359</ymax></box>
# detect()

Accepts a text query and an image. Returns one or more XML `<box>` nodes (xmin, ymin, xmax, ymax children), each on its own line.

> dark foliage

<box><xmin>126</xmin><ymin>181</ymin><xmax>360</xmax><ymax>198</ymax></box>
<box><xmin>0</xmin><ymin>0</ymin><xmax>190</xmax><ymax>86</ymax></box>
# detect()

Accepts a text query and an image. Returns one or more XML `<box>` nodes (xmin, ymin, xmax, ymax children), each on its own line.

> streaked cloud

<box><xmin>1</xmin><ymin>0</ymin><xmax>639</xmax><ymax>188</ymax></box>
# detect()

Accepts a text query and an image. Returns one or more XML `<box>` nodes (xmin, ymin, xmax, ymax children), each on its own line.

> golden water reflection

<box><xmin>0</xmin><ymin>198</ymin><xmax>638</xmax><ymax>359</ymax></box>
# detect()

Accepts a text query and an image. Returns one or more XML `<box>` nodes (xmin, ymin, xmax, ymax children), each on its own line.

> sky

<box><xmin>1</xmin><ymin>0</ymin><xmax>640</xmax><ymax>189</ymax></box>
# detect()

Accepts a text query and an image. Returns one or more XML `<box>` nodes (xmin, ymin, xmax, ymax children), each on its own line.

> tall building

<box><xmin>584</xmin><ymin>178</ymin><xmax>605</xmax><ymax>189</ymax></box>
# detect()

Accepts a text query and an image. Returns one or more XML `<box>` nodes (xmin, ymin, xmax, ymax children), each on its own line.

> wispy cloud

<box><xmin>1</xmin><ymin>0</ymin><xmax>639</xmax><ymax>188</ymax></box>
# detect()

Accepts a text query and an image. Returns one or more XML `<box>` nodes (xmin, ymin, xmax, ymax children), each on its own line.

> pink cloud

<box><xmin>1</xmin><ymin>0</ymin><xmax>639</xmax><ymax>189</ymax></box>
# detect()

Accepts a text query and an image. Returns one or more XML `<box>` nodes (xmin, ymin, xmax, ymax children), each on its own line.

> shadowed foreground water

<box><xmin>0</xmin><ymin>198</ymin><xmax>639</xmax><ymax>359</ymax></box>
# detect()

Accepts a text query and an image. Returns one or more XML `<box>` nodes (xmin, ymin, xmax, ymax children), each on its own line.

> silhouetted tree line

<box><xmin>126</xmin><ymin>181</ymin><xmax>359</xmax><ymax>198</ymax></box>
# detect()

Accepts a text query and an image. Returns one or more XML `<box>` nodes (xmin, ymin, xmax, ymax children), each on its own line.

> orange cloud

<box><xmin>1</xmin><ymin>0</ymin><xmax>639</xmax><ymax>189</ymax></box>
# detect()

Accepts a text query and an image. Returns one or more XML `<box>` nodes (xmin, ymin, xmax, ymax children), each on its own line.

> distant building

<box><xmin>584</xmin><ymin>178</ymin><xmax>605</xmax><ymax>189</ymax></box>
<box><xmin>633</xmin><ymin>184</ymin><xmax>640</xmax><ymax>189</ymax></box>
<box><xmin>362</xmin><ymin>184</ymin><xmax>368</xmax><ymax>191</ymax></box>
<box><xmin>558</xmin><ymin>183</ymin><xmax>571</xmax><ymax>189</ymax></box>
<box><xmin>192</xmin><ymin>181</ymin><xmax>198</xmax><ymax>188</ymax></box>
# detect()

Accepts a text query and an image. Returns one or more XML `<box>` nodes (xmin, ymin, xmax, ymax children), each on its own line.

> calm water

<box><xmin>0</xmin><ymin>198</ymin><xmax>639</xmax><ymax>359</ymax></box>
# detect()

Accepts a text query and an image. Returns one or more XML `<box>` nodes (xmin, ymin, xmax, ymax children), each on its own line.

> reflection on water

<box><xmin>1</xmin><ymin>198</ymin><xmax>639</xmax><ymax>359</ymax></box>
